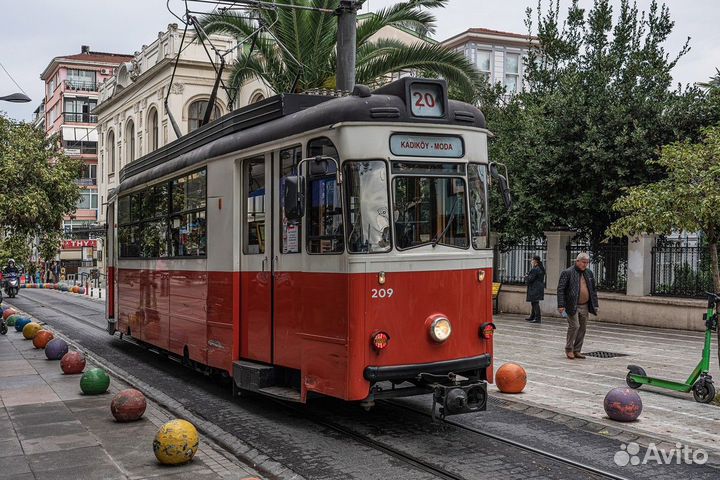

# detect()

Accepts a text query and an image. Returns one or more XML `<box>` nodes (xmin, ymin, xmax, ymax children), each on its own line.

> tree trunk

<box><xmin>710</xmin><ymin>241</ymin><xmax>720</xmax><ymax>294</ymax></box>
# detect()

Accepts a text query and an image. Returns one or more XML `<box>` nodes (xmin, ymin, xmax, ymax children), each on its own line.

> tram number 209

<box><xmin>371</xmin><ymin>288</ymin><xmax>394</xmax><ymax>299</ymax></box>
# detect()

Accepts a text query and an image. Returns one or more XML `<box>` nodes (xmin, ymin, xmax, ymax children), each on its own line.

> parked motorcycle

<box><xmin>4</xmin><ymin>273</ymin><xmax>19</xmax><ymax>299</ymax></box>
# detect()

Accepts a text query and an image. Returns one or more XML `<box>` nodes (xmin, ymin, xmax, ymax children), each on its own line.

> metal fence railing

<box><xmin>494</xmin><ymin>239</ymin><xmax>547</xmax><ymax>285</ymax></box>
<box><xmin>567</xmin><ymin>240</ymin><xmax>628</xmax><ymax>293</ymax></box>
<box><xmin>651</xmin><ymin>237</ymin><xmax>713</xmax><ymax>297</ymax></box>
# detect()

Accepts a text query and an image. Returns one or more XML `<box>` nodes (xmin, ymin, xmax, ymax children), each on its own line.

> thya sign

<box><xmin>62</xmin><ymin>240</ymin><xmax>97</xmax><ymax>249</ymax></box>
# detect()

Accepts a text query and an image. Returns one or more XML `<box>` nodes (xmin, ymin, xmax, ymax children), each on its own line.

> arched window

<box><xmin>250</xmin><ymin>92</ymin><xmax>265</xmax><ymax>104</ymax></box>
<box><xmin>187</xmin><ymin>100</ymin><xmax>220</xmax><ymax>132</ymax></box>
<box><xmin>125</xmin><ymin>120</ymin><xmax>135</xmax><ymax>164</ymax></box>
<box><xmin>107</xmin><ymin>130</ymin><xmax>115</xmax><ymax>175</ymax></box>
<box><xmin>147</xmin><ymin>108</ymin><xmax>159</xmax><ymax>152</ymax></box>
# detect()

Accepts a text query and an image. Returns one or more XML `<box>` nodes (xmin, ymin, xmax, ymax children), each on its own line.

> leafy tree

<box><xmin>607</xmin><ymin>126</ymin><xmax>720</xmax><ymax>292</ymax></box>
<box><xmin>0</xmin><ymin>114</ymin><xmax>82</xmax><ymax>267</ymax></box>
<box><xmin>607</xmin><ymin>126</ymin><xmax>720</xmax><ymax>370</ymax></box>
<box><xmin>197</xmin><ymin>0</ymin><xmax>481</xmax><ymax>101</ymax></box>
<box><xmin>486</xmin><ymin>0</ymin><xmax>720</xmax><ymax>249</ymax></box>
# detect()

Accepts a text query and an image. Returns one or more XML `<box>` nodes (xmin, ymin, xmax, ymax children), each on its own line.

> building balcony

<box><xmin>63</xmin><ymin>112</ymin><xmax>97</xmax><ymax>124</ymax></box>
<box><xmin>63</xmin><ymin>80</ymin><xmax>99</xmax><ymax>92</ymax></box>
<box><xmin>75</xmin><ymin>178</ymin><xmax>97</xmax><ymax>186</ymax></box>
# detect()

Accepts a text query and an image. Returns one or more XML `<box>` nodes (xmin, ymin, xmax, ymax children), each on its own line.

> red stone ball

<box><xmin>604</xmin><ymin>387</ymin><xmax>642</xmax><ymax>422</ymax></box>
<box><xmin>495</xmin><ymin>362</ymin><xmax>528</xmax><ymax>394</ymax></box>
<box><xmin>3</xmin><ymin>308</ymin><xmax>17</xmax><ymax>320</ymax></box>
<box><xmin>111</xmin><ymin>389</ymin><xmax>147</xmax><ymax>422</ymax></box>
<box><xmin>60</xmin><ymin>351</ymin><xmax>86</xmax><ymax>374</ymax></box>
<box><xmin>33</xmin><ymin>330</ymin><xmax>55</xmax><ymax>349</ymax></box>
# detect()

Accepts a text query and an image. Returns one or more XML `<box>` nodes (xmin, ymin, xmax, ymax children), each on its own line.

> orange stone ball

<box><xmin>3</xmin><ymin>308</ymin><xmax>16</xmax><ymax>320</ymax></box>
<box><xmin>33</xmin><ymin>330</ymin><xmax>55</xmax><ymax>349</ymax></box>
<box><xmin>495</xmin><ymin>362</ymin><xmax>527</xmax><ymax>394</ymax></box>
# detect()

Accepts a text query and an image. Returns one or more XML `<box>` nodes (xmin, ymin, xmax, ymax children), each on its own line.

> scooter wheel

<box><xmin>0</xmin><ymin>322</ymin><xmax>7</xmax><ymax>335</ymax></box>
<box><xmin>626</xmin><ymin>366</ymin><xmax>646</xmax><ymax>389</ymax></box>
<box><xmin>693</xmin><ymin>381</ymin><xmax>716</xmax><ymax>403</ymax></box>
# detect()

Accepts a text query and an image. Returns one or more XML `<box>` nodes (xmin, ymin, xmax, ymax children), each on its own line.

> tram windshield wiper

<box><xmin>431</xmin><ymin>197</ymin><xmax>460</xmax><ymax>247</ymax></box>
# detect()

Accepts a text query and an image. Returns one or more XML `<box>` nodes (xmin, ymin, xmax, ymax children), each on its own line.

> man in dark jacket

<box><xmin>557</xmin><ymin>252</ymin><xmax>599</xmax><ymax>359</ymax></box>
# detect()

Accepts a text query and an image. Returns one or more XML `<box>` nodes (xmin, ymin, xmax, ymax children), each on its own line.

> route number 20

<box><xmin>410</xmin><ymin>83</ymin><xmax>444</xmax><ymax>117</ymax></box>
<box><xmin>371</xmin><ymin>288</ymin><xmax>394</xmax><ymax>299</ymax></box>
<box><xmin>413</xmin><ymin>92</ymin><xmax>437</xmax><ymax>108</ymax></box>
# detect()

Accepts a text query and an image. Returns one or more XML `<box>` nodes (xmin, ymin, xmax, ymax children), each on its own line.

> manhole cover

<box><xmin>584</xmin><ymin>351</ymin><xmax>629</xmax><ymax>358</ymax></box>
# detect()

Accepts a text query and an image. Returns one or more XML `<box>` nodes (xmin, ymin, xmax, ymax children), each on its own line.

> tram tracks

<box><xmin>381</xmin><ymin>400</ymin><xmax>630</xmax><ymax>480</ymax></box>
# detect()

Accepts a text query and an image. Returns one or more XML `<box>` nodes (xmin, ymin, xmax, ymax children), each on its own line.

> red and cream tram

<box><xmin>106</xmin><ymin>78</ymin><xmax>503</xmax><ymax>417</ymax></box>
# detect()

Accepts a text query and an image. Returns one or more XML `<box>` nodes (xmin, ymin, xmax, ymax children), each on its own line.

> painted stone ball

<box><xmin>80</xmin><ymin>368</ymin><xmax>110</xmax><ymax>395</ymax></box>
<box><xmin>5</xmin><ymin>314</ymin><xmax>21</xmax><ymax>327</ymax></box>
<box><xmin>60</xmin><ymin>351</ymin><xmax>86</xmax><ymax>374</ymax></box>
<box><xmin>153</xmin><ymin>419</ymin><xmax>199</xmax><ymax>465</ymax></box>
<box><xmin>3</xmin><ymin>308</ymin><xmax>17</xmax><ymax>321</ymax></box>
<box><xmin>33</xmin><ymin>330</ymin><xmax>54</xmax><ymax>349</ymax></box>
<box><xmin>111</xmin><ymin>389</ymin><xmax>147</xmax><ymax>422</ymax></box>
<box><xmin>45</xmin><ymin>338</ymin><xmax>69</xmax><ymax>360</ymax></box>
<box><xmin>15</xmin><ymin>317</ymin><xmax>32</xmax><ymax>332</ymax></box>
<box><xmin>22</xmin><ymin>322</ymin><xmax>43</xmax><ymax>340</ymax></box>
<box><xmin>495</xmin><ymin>362</ymin><xmax>528</xmax><ymax>394</ymax></box>
<box><xmin>604</xmin><ymin>387</ymin><xmax>643</xmax><ymax>422</ymax></box>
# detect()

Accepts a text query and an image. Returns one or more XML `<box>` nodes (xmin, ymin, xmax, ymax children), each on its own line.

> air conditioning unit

<box><xmin>100</xmin><ymin>68</ymin><xmax>111</xmax><ymax>75</ymax></box>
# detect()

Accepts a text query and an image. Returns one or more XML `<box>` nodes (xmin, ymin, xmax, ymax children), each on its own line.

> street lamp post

<box><xmin>0</xmin><ymin>93</ymin><xmax>31</xmax><ymax>103</ymax></box>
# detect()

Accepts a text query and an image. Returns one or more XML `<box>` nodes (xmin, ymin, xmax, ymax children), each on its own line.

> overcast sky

<box><xmin>1</xmin><ymin>1</ymin><xmax>717</xmax><ymax>122</ymax></box>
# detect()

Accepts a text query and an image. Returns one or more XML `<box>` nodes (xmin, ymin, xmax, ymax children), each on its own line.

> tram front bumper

<box><xmin>363</xmin><ymin>353</ymin><xmax>491</xmax><ymax>383</ymax></box>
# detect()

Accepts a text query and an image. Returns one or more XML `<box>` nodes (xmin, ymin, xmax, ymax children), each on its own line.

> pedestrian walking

<box><xmin>525</xmin><ymin>255</ymin><xmax>545</xmax><ymax>324</ymax></box>
<box><xmin>557</xmin><ymin>252</ymin><xmax>599</xmax><ymax>359</ymax></box>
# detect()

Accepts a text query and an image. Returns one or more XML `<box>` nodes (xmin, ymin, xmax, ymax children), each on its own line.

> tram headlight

<box><xmin>428</xmin><ymin>317</ymin><xmax>452</xmax><ymax>343</ymax></box>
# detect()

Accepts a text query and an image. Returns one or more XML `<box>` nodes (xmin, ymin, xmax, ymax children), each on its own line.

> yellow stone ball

<box><xmin>22</xmin><ymin>322</ymin><xmax>43</xmax><ymax>340</ymax></box>
<box><xmin>152</xmin><ymin>419</ymin><xmax>199</xmax><ymax>465</ymax></box>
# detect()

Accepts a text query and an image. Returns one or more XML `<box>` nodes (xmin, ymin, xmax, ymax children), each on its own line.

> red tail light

<box><xmin>479</xmin><ymin>322</ymin><xmax>496</xmax><ymax>339</ymax></box>
<box><xmin>371</xmin><ymin>331</ymin><xmax>390</xmax><ymax>351</ymax></box>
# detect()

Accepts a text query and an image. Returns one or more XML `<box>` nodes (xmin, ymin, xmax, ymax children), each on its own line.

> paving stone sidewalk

<box><xmin>0</xmin><ymin>324</ymin><xmax>262</xmax><ymax>480</ymax></box>
<box><xmin>492</xmin><ymin>313</ymin><xmax>720</xmax><ymax>457</ymax></box>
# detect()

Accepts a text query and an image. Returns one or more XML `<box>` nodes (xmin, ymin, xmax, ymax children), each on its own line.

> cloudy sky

<box><xmin>1</xmin><ymin>1</ymin><xmax>717</xmax><ymax>122</ymax></box>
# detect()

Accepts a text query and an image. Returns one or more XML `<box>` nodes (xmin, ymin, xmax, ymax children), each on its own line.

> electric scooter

<box><xmin>626</xmin><ymin>291</ymin><xmax>718</xmax><ymax>403</ymax></box>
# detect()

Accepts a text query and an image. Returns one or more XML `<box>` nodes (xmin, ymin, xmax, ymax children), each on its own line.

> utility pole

<box><xmin>335</xmin><ymin>0</ymin><xmax>359</xmax><ymax>92</ymax></box>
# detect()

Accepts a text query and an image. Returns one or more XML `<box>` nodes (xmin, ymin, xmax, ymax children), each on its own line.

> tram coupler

<box><xmin>419</xmin><ymin>373</ymin><xmax>488</xmax><ymax>420</ymax></box>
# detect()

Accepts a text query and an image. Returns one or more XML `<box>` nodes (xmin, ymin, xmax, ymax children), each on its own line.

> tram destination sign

<box><xmin>390</xmin><ymin>134</ymin><xmax>464</xmax><ymax>158</ymax></box>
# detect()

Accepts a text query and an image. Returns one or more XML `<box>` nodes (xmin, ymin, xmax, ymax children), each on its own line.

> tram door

<box><xmin>240</xmin><ymin>148</ymin><xmax>304</xmax><ymax>366</ymax></box>
<box><xmin>240</xmin><ymin>155</ymin><xmax>273</xmax><ymax>362</ymax></box>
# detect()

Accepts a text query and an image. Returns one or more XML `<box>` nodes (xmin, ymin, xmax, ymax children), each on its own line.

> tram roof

<box><xmin>118</xmin><ymin>78</ymin><xmax>487</xmax><ymax>192</ymax></box>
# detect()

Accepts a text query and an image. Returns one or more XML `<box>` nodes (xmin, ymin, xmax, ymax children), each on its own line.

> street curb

<box><xmin>9</xmin><ymin>303</ymin><xmax>305</xmax><ymax>480</ymax></box>
<box><xmin>489</xmin><ymin>391</ymin><xmax>720</xmax><ymax>466</ymax></box>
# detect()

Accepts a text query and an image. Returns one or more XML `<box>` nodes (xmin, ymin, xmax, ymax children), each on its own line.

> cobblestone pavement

<box><xmin>492</xmin><ymin>313</ymin><xmax>720</xmax><ymax>455</ymax></box>
<box><xmin>0</xmin><ymin>320</ymin><xmax>261</xmax><ymax>480</ymax></box>
<box><xmin>6</xmin><ymin>289</ymin><xmax>720</xmax><ymax>479</ymax></box>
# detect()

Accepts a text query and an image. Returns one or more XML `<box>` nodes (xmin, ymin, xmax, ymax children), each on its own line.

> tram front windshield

<box><xmin>392</xmin><ymin>162</ymin><xmax>468</xmax><ymax>250</ymax></box>
<box><xmin>344</xmin><ymin>161</ymin><xmax>488</xmax><ymax>253</ymax></box>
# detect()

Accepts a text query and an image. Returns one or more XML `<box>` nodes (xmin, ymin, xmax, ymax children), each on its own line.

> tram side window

<box><xmin>344</xmin><ymin>161</ymin><xmax>391</xmax><ymax>253</ymax></box>
<box><xmin>468</xmin><ymin>164</ymin><xmax>489</xmax><ymax>249</ymax></box>
<box><xmin>118</xmin><ymin>225</ymin><xmax>141</xmax><ymax>258</ymax></box>
<box><xmin>170</xmin><ymin>211</ymin><xmax>206</xmax><ymax>257</ymax></box>
<box><xmin>307</xmin><ymin>138</ymin><xmax>343</xmax><ymax>254</ymax></box>
<box><xmin>170</xmin><ymin>170</ymin><xmax>207</xmax><ymax>257</ymax></box>
<box><xmin>243</xmin><ymin>157</ymin><xmax>265</xmax><ymax>254</ymax></box>
<box><xmin>279</xmin><ymin>146</ymin><xmax>302</xmax><ymax>254</ymax></box>
<box><xmin>118</xmin><ymin>168</ymin><xmax>207</xmax><ymax>258</ymax></box>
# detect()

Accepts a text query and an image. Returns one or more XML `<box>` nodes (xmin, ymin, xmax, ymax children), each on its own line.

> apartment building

<box><xmin>39</xmin><ymin>46</ymin><xmax>133</xmax><ymax>275</ymax></box>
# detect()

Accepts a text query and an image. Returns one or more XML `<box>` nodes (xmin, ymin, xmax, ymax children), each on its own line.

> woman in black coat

<box><xmin>525</xmin><ymin>255</ymin><xmax>545</xmax><ymax>324</ymax></box>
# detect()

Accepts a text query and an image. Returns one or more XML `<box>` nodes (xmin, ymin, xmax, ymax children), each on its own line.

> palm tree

<box><xmin>197</xmin><ymin>0</ymin><xmax>481</xmax><ymax>103</ymax></box>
